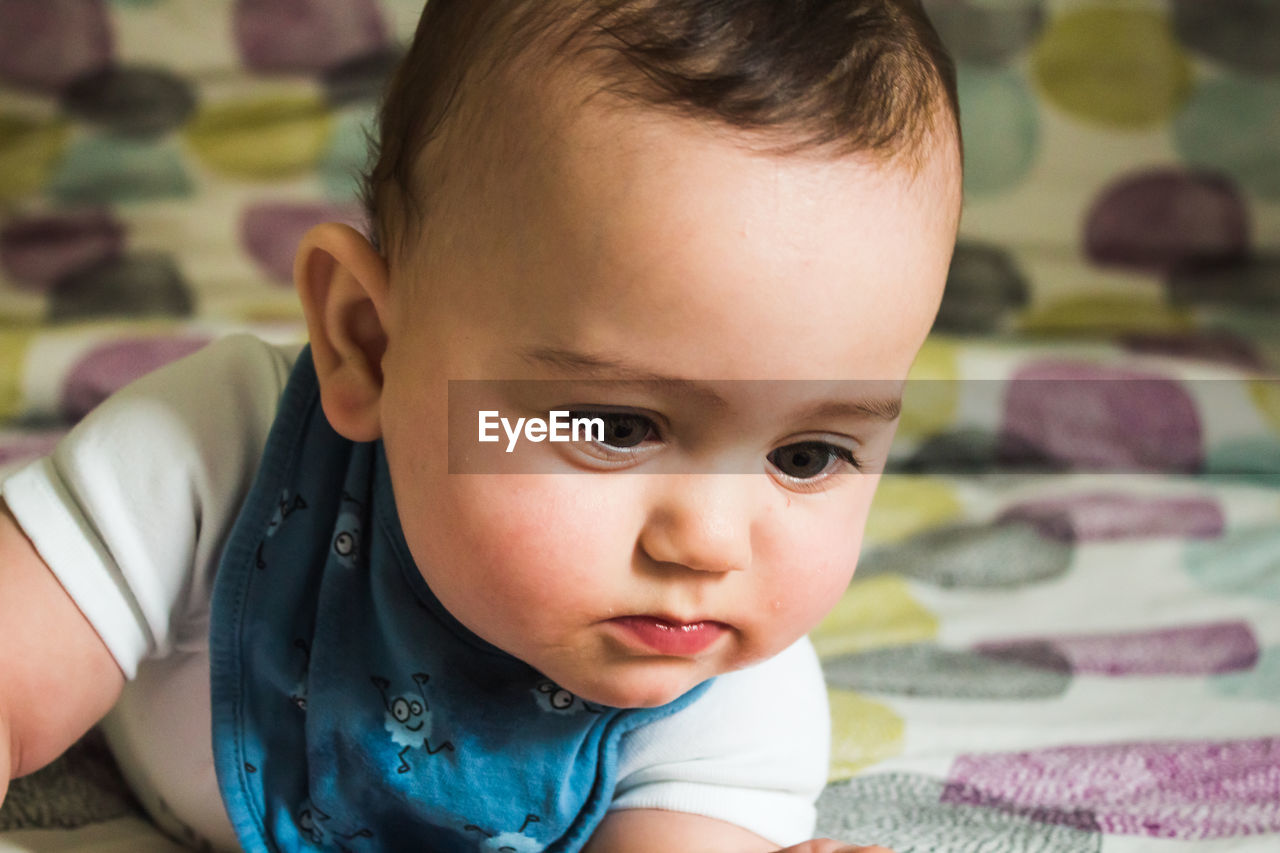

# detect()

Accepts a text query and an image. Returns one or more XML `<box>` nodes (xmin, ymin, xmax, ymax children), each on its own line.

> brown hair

<box><xmin>363</xmin><ymin>0</ymin><xmax>959</xmax><ymax>258</ymax></box>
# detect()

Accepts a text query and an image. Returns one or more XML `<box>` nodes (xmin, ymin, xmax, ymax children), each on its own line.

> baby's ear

<box><xmin>293</xmin><ymin>223</ymin><xmax>390</xmax><ymax>442</ymax></box>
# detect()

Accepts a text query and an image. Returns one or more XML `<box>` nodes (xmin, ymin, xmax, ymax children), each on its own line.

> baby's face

<box><xmin>375</xmin><ymin>100</ymin><xmax>960</xmax><ymax>708</ymax></box>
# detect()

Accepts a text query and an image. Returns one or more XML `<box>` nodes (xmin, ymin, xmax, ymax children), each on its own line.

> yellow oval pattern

<box><xmin>827</xmin><ymin>689</ymin><xmax>905</xmax><ymax>781</ymax></box>
<box><xmin>0</xmin><ymin>330</ymin><xmax>34</xmax><ymax>420</ymax></box>
<box><xmin>898</xmin><ymin>337</ymin><xmax>959</xmax><ymax>440</ymax></box>
<box><xmin>864</xmin><ymin>475</ymin><xmax>964</xmax><ymax>547</ymax></box>
<box><xmin>0</xmin><ymin>115</ymin><xmax>70</xmax><ymax>200</ymax></box>
<box><xmin>1250</xmin><ymin>378</ymin><xmax>1280</xmax><ymax>437</ymax></box>
<box><xmin>1020</xmin><ymin>294</ymin><xmax>1193</xmax><ymax>336</ymax></box>
<box><xmin>1032</xmin><ymin>8</ymin><xmax>1193</xmax><ymax>129</ymax></box>
<box><xmin>810</xmin><ymin>574</ymin><xmax>938</xmax><ymax>659</ymax></box>
<box><xmin>184</xmin><ymin>95</ymin><xmax>333</xmax><ymax>180</ymax></box>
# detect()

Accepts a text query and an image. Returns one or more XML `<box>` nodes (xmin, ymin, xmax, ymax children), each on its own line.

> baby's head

<box><xmin>294</xmin><ymin>0</ymin><xmax>962</xmax><ymax>708</ymax></box>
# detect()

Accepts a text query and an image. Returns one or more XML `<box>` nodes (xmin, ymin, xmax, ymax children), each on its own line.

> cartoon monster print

<box><xmin>295</xmin><ymin>798</ymin><xmax>373</xmax><ymax>851</ymax></box>
<box><xmin>268</xmin><ymin>490</ymin><xmax>308</xmax><ymax>536</ymax></box>
<box><xmin>332</xmin><ymin>491</ymin><xmax>363</xmax><ymax>569</ymax></box>
<box><xmin>464</xmin><ymin>814</ymin><xmax>543</xmax><ymax>853</ymax></box>
<box><xmin>258</xmin><ymin>489</ymin><xmax>307</xmax><ymax>568</ymax></box>
<box><xmin>372</xmin><ymin>672</ymin><xmax>454</xmax><ymax>773</ymax></box>
<box><xmin>532</xmin><ymin>679</ymin><xmax>602</xmax><ymax>715</ymax></box>
<box><xmin>289</xmin><ymin>638</ymin><xmax>311</xmax><ymax>711</ymax></box>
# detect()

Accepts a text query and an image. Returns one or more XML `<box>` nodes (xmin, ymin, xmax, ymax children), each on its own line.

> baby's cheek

<box><xmin>799</xmin><ymin>534</ymin><xmax>862</xmax><ymax>616</ymax></box>
<box><xmin>805</xmin><ymin>479</ymin><xmax>878</xmax><ymax>590</ymax></box>
<box><xmin>760</xmin><ymin>508</ymin><xmax>867</xmax><ymax>636</ymax></box>
<box><xmin>456</xmin><ymin>476</ymin><xmax>625</xmax><ymax>605</ymax></box>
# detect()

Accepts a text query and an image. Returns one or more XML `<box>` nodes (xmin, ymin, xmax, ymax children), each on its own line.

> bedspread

<box><xmin>2</xmin><ymin>1</ymin><xmax>1278</xmax><ymax>851</ymax></box>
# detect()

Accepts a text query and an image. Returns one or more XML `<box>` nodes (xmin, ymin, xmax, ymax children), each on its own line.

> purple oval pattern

<box><xmin>241</xmin><ymin>201</ymin><xmax>366</xmax><ymax>285</ymax></box>
<box><xmin>0</xmin><ymin>210</ymin><xmax>125</xmax><ymax>292</ymax></box>
<box><xmin>0</xmin><ymin>430</ymin><xmax>64</xmax><ymax>468</ymax></box>
<box><xmin>1120</xmin><ymin>332</ymin><xmax>1264</xmax><ymax>372</ymax></box>
<box><xmin>0</xmin><ymin>0</ymin><xmax>113</xmax><ymax>93</ymax></box>
<box><xmin>60</xmin><ymin>336</ymin><xmax>212</xmax><ymax>420</ymax></box>
<box><xmin>234</xmin><ymin>0</ymin><xmax>389</xmax><ymax>75</ymax></box>
<box><xmin>999</xmin><ymin>362</ymin><xmax>1203</xmax><ymax>473</ymax></box>
<box><xmin>1085</xmin><ymin>169</ymin><xmax>1250</xmax><ymax>274</ymax></box>
<box><xmin>945</xmin><ymin>738</ymin><xmax>1280</xmax><ymax>839</ymax></box>
<box><xmin>818</xmin><ymin>772</ymin><xmax>1101</xmax><ymax>853</ymax></box>
<box><xmin>975</xmin><ymin>621</ymin><xmax>1260</xmax><ymax>677</ymax></box>
<box><xmin>997</xmin><ymin>493</ymin><xmax>1224</xmax><ymax>542</ymax></box>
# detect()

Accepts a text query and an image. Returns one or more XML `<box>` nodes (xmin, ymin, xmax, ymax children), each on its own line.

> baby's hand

<box><xmin>775</xmin><ymin>841</ymin><xmax>894</xmax><ymax>853</ymax></box>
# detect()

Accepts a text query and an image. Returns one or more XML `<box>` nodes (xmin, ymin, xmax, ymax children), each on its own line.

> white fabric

<box><xmin>613</xmin><ymin>636</ymin><xmax>829</xmax><ymax>846</ymax></box>
<box><xmin>1</xmin><ymin>334</ymin><xmax>828</xmax><ymax>850</ymax></box>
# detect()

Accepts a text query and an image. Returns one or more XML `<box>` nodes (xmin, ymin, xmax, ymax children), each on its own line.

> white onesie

<box><xmin>2</xmin><ymin>334</ymin><xmax>830</xmax><ymax>851</ymax></box>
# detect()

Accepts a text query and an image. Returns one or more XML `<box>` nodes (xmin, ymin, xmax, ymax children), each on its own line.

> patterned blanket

<box><xmin>2</xmin><ymin>1</ymin><xmax>1277</xmax><ymax>851</ymax></box>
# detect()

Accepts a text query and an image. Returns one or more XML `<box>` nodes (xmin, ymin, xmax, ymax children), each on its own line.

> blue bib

<box><xmin>209</xmin><ymin>347</ymin><xmax>710</xmax><ymax>852</ymax></box>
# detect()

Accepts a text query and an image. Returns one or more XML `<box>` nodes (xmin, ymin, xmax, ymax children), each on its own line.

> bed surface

<box><xmin>2</xmin><ymin>1</ymin><xmax>1278</xmax><ymax>851</ymax></box>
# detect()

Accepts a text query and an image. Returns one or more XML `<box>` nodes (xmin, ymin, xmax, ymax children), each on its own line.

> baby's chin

<box><xmin>551</xmin><ymin>660</ymin><xmax>722</xmax><ymax>710</ymax></box>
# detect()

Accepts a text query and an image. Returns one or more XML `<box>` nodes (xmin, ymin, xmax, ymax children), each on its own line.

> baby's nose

<box><xmin>638</xmin><ymin>475</ymin><xmax>754</xmax><ymax>574</ymax></box>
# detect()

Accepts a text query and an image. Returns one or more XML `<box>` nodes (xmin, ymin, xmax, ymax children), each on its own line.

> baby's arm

<box><xmin>0</xmin><ymin>335</ymin><xmax>293</xmax><ymax>812</ymax></box>
<box><xmin>594</xmin><ymin>639</ymin><xmax>894</xmax><ymax>852</ymax></box>
<box><xmin>0</xmin><ymin>501</ymin><xmax>124</xmax><ymax>807</ymax></box>
<box><xmin>585</xmin><ymin>808</ymin><xmax>892</xmax><ymax>852</ymax></box>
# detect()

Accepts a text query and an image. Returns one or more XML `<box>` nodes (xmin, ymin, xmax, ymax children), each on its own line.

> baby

<box><xmin>0</xmin><ymin>1</ymin><xmax>961</xmax><ymax>851</ymax></box>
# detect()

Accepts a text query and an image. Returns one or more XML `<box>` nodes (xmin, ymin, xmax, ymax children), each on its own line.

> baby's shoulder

<box><xmin>687</xmin><ymin>636</ymin><xmax>828</xmax><ymax>729</ymax></box>
<box><xmin>623</xmin><ymin>636</ymin><xmax>829</xmax><ymax>768</ymax></box>
<box><xmin>71</xmin><ymin>332</ymin><xmax>300</xmax><ymax>427</ymax></box>
<box><xmin>612</xmin><ymin>636</ymin><xmax>830</xmax><ymax>836</ymax></box>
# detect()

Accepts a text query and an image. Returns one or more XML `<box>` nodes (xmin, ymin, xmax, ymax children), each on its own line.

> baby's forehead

<box><xmin>399</xmin><ymin>103</ymin><xmax>954</xmax><ymax>386</ymax></box>
<box><xmin>394</xmin><ymin>77</ymin><xmax>960</xmax><ymax>316</ymax></box>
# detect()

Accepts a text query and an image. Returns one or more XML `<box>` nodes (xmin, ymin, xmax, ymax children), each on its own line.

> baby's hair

<box><xmin>363</xmin><ymin>0</ymin><xmax>959</xmax><ymax>259</ymax></box>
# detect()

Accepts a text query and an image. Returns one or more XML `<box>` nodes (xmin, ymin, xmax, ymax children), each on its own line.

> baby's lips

<box><xmin>606</xmin><ymin>615</ymin><xmax>730</xmax><ymax>655</ymax></box>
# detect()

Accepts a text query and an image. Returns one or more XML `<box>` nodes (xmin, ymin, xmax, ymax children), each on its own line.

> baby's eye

<box><xmin>767</xmin><ymin>441</ymin><xmax>858</xmax><ymax>481</ymax></box>
<box><xmin>570</xmin><ymin>411</ymin><xmax>656</xmax><ymax>450</ymax></box>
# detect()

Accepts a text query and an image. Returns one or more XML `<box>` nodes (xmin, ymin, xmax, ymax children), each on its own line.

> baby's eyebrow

<box><xmin>518</xmin><ymin>346</ymin><xmax>902</xmax><ymax>422</ymax></box>
<box><xmin>793</xmin><ymin>396</ymin><xmax>902</xmax><ymax>423</ymax></box>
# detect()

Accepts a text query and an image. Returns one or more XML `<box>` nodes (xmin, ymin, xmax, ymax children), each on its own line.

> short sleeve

<box><xmin>610</xmin><ymin>636</ymin><xmax>831</xmax><ymax>848</ymax></box>
<box><xmin>0</xmin><ymin>335</ymin><xmax>297</xmax><ymax>679</ymax></box>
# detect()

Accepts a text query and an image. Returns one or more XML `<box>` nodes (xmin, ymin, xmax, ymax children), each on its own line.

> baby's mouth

<box><xmin>606</xmin><ymin>615</ymin><xmax>730</xmax><ymax>656</ymax></box>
